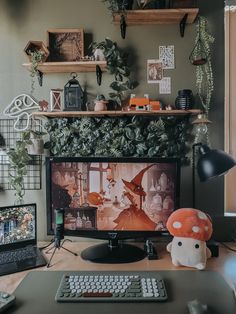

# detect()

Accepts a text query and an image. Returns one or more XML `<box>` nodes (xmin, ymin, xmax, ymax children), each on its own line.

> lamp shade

<box><xmin>197</xmin><ymin>144</ymin><xmax>236</xmax><ymax>182</ymax></box>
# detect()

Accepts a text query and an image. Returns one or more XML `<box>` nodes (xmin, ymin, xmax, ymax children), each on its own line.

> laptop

<box><xmin>0</xmin><ymin>203</ymin><xmax>47</xmax><ymax>276</ymax></box>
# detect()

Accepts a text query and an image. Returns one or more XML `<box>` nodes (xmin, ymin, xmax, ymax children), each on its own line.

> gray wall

<box><xmin>0</xmin><ymin>0</ymin><xmax>233</xmax><ymax>241</ymax></box>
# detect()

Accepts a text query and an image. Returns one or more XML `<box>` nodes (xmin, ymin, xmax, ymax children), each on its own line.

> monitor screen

<box><xmin>46</xmin><ymin>157</ymin><xmax>180</xmax><ymax>237</ymax></box>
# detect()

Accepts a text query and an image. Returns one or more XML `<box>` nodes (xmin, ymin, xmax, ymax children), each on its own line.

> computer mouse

<box><xmin>187</xmin><ymin>299</ymin><xmax>209</xmax><ymax>314</ymax></box>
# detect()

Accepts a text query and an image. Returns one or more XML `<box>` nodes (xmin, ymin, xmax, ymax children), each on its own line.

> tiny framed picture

<box><xmin>47</xmin><ymin>28</ymin><xmax>84</xmax><ymax>61</ymax></box>
<box><xmin>147</xmin><ymin>59</ymin><xmax>163</xmax><ymax>84</ymax></box>
<box><xmin>50</xmin><ymin>89</ymin><xmax>63</xmax><ymax>111</ymax></box>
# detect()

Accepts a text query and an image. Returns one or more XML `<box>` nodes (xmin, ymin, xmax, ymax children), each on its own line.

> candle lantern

<box><xmin>64</xmin><ymin>72</ymin><xmax>84</xmax><ymax>111</ymax></box>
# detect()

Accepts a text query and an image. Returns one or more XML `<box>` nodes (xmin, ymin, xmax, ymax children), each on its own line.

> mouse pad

<box><xmin>8</xmin><ymin>270</ymin><xmax>236</xmax><ymax>314</ymax></box>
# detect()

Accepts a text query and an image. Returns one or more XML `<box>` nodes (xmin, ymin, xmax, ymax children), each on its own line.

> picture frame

<box><xmin>47</xmin><ymin>28</ymin><xmax>84</xmax><ymax>61</ymax></box>
<box><xmin>147</xmin><ymin>59</ymin><xmax>163</xmax><ymax>84</ymax></box>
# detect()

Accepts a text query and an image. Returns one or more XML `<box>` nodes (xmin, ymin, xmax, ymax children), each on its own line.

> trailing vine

<box><xmin>191</xmin><ymin>16</ymin><xmax>215</xmax><ymax>115</ymax></box>
<box><xmin>91</xmin><ymin>38</ymin><xmax>138</xmax><ymax>106</ymax></box>
<box><xmin>45</xmin><ymin>116</ymin><xmax>191</xmax><ymax>163</ymax></box>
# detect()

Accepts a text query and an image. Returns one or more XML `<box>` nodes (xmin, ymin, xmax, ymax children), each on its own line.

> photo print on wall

<box><xmin>159</xmin><ymin>45</ymin><xmax>175</xmax><ymax>69</ymax></box>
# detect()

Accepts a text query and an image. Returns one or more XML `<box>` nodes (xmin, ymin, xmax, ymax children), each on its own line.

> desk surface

<box><xmin>6</xmin><ymin>270</ymin><xmax>236</xmax><ymax>314</ymax></box>
<box><xmin>1</xmin><ymin>240</ymin><xmax>236</xmax><ymax>294</ymax></box>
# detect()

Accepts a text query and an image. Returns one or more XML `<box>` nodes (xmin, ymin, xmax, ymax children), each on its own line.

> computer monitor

<box><xmin>46</xmin><ymin>157</ymin><xmax>180</xmax><ymax>263</ymax></box>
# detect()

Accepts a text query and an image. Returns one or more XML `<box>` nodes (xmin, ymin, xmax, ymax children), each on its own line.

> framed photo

<box><xmin>47</xmin><ymin>28</ymin><xmax>84</xmax><ymax>61</ymax></box>
<box><xmin>147</xmin><ymin>59</ymin><xmax>163</xmax><ymax>84</ymax></box>
<box><xmin>50</xmin><ymin>89</ymin><xmax>63</xmax><ymax>111</ymax></box>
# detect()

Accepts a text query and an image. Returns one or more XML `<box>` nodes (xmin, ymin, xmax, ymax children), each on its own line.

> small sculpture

<box><xmin>166</xmin><ymin>208</ymin><xmax>212</xmax><ymax>270</ymax></box>
<box><xmin>39</xmin><ymin>99</ymin><xmax>49</xmax><ymax>112</ymax></box>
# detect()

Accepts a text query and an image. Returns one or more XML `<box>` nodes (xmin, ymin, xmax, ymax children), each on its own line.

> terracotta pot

<box><xmin>94</xmin><ymin>100</ymin><xmax>107</xmax><ymax>111</ymax></box>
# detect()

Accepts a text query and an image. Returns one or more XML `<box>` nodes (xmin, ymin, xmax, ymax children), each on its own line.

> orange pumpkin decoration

<box><xmin>87</xmin><ymin>192</ymin><xmax>104</xmax><ymax>205</ymax></box>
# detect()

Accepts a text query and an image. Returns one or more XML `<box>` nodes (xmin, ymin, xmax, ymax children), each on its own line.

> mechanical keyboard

<box><xmin>55</xmin><ymin>271</ymin><xmax>168</xmax><ymax>302</ymax></box>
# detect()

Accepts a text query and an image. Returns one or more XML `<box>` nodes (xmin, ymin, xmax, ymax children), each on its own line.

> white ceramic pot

<box><xmin>27</xmin><ymin>139</ymin><xmax>44</xmax><ymax>155</ymax></box>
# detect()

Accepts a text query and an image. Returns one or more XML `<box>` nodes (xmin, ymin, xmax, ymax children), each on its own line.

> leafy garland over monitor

<box><xmin>45</xmin><ymin>116</ymin><xmax>191</xmax><ymax>163</ymax></box>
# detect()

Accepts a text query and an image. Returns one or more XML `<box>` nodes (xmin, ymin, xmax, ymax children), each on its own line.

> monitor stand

<box><xmin>81</xmin><ymin>239</ymin><xmax>147</xmax><ymax>264</ymax></box>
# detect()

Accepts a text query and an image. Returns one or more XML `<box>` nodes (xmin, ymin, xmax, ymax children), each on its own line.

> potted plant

<box><xmin>90</xmin><ymin>38</ymin><xmax>138</xmax><ymax>107</ymax></box>
<box><xmin>102</xmin><ymin>0</ymin><xmax>134</xmax><ymax>38</ymax></box>
<box><xmin>7</xmin><ymin>139</ymin><xmax>31</xmax><ymax>204</ymax></box>
<box><xmin>22</xmin><ymin>129</ymin><xmax>48</xmax><ymax>155</ymax></box>
<box><xmin>7</xmin><ymin>129</ymin><xmax>49</xmax><ymax>204</ymax></box>
<box><xmin>24</xmin><ymin>41</ymin><xmax>50</xmax><ymax>94</ymax></box>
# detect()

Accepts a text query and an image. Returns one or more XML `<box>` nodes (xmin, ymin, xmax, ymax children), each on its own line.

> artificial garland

<box><xmin>45</xmin><ymin>116</ymin><xmax>191</xmax><ymax>163</ymax></box>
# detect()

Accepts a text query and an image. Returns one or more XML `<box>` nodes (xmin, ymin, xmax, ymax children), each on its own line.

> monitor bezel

<box><xmin>46</xmin><ymin>156</ymin><xmax>181</xmax><ymax>239</ymax></box>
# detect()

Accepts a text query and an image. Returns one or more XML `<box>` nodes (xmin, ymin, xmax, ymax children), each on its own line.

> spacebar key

<box><xmin>82</xmin><ymin>292</ymin><xmax>113</xmax><ymax>297</ymax></box>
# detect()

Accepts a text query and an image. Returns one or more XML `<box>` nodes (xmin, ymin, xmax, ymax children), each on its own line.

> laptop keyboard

<box><xmin>0</xmin><ymin>246</ymin><xmax>37</xmax><ymax>265</ymax></box>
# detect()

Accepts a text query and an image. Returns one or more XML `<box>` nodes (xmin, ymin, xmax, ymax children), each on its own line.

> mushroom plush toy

<box><xmin>166</xmin><ymin>208</ymin><xmax>213</xmax><ymax>270</ymax></box>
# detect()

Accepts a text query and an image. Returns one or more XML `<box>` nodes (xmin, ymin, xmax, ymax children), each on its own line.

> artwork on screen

<box><xmin>47</xmin><ymin>157</ymin><xmax>180</xmax><ymax>235</ymax></box>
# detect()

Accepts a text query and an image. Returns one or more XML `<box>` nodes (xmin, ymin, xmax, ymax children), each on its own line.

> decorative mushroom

<box><xmin>166</xmin><ymin>208</ymin><xmax>213</xmax><ymax>270</ymax></box>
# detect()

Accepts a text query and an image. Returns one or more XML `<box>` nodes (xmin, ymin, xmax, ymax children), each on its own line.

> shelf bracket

<box><xmin>37</xmin><ymin>70</ymin><xmax>43</xmax><ymax>87</ymax></box>
<box><xmin>180</xmin><ymin>13</ymin><xmax>188</xmax><ymax>37</ymax></box>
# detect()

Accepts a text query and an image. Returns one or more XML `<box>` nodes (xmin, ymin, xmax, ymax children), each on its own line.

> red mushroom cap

<box><xmin>166</xmin><ymin>208</ymin><xmax>213</xmax><ymax>241</ymax></box>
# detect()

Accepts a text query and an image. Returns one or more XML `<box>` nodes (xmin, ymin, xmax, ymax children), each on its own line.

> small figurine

<box><xmin>39</xmin><ymin>99</ymin><xmax>49</xmax><ymax>112</ymax></box>
<box><xmin>166</xmin><ymin>208</ymin><xmax>212</xmax><ymax>270</ymax></box>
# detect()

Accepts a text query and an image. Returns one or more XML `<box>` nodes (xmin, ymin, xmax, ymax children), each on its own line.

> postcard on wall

<box><xmin>147</xmin><ymin>59</ymin><xmax>163</xmax><ymax>84</ymax></box>
<box><xmin>159</xmin><ymin>77</ymin><xmax>171</xmax><ymax>94</ymax></box>
<box><xmin>159</xmin><ymin>45</ymin><xmax>175</xmax><ymax>69</ymax></box>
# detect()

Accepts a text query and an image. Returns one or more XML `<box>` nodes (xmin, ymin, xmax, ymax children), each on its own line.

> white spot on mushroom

<box><xmin>173</xmin><ymin>221</ymin><xmax>182</xmax><ymax>229</ymax></box>
<box><xmin>205</xmin><ymin>226</ymin><xmax>209</xmax><ymax>231</ymax></box>
<box><xmin>197</xmin><ymin>211</ymin><xmax>207</xmax><ymax>220</ymax></box>
<box><xmin>192</xmin><ymin>226</ymin><xmax>200</xmax><ymax>233</ymax></box>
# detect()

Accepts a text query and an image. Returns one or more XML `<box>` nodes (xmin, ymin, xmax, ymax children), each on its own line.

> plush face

<box><xmin>167</xmin><ymin>236</ymin><xmax>211</xmax><ymax>270</ymax></box>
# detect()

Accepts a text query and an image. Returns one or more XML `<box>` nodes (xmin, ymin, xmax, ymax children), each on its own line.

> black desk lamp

<box><xmin>192</xmin><ymin>143</ymin><xmax>236</xmax><ymax>208</ymax></box>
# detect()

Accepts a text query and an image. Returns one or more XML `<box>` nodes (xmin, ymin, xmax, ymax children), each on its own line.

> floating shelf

<box><xmin>22</xmin><ymin>61</ymin><xmax>107</xmax><ymax>74</ymax></box>
<box><xmin>32</xmin><ymin>109</ymin><xmax>201</xmax><ymax>118</ymax></box>
<box><xmin>113</xmin><ymin>9</ymin><xmax>199</xmax><ymax>25</ymax></box>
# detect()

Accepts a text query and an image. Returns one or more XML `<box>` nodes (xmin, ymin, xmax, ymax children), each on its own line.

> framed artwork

<box><xmin>159</xmin><ymin>45</ymin><xmax>175</xmax><ymax>69</ymax></box>
<box><xmin>50</xmin><ymin>89</ymin><xmax>63</xmax><ymax>111</ymax></box>
<box><xmin>47</xmin><ymin>28</ymin><xmax>84</xmax><ymax>61</ymax></box>
<box><xmin>147</xmin><ymin>59</ymin><xmax>163</xmax><ymax>84</ymax></box>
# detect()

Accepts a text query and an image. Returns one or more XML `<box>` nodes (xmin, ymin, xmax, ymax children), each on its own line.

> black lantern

<box><xmin>64</xmin><ymin>72</ymin><xmax>84</xmax><ymax>111</ymax></box>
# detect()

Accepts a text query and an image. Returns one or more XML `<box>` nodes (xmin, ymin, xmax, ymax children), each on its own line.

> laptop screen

<box><xmin>0</xmin><ymin>204</ymin><xmax>36</xmax><ymax>250</ymax></box>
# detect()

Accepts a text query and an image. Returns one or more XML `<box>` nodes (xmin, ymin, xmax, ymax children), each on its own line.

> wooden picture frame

<box><xmin>47</xmin><ymin>28</ymin><xmax>84</xmax><ymax>61</ymax></box>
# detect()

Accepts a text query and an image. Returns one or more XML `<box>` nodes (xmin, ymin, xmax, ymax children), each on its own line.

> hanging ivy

<box><xmin>45</xmin><ymin>116</ymin><xmax>191</xmax><ymax>163</ymax></box>
<box><xmin>191</xmin><ymin>16</ymin><xmax>215</xmax><ymax>115</ymax></box>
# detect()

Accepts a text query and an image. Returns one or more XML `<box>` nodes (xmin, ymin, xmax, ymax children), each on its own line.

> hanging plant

<box><xmin>102</xmin><ymin>0</ymin><xmax>134</xmax><ymax>38</ymax></box>
<box><xmin>189</xmin><ymin>16</ymin><xmax>214</xmax><ymax>115</ymax></box>
<box><xmin>29</xmin><ymin>50</ymin><xmax>45</xmax><ymax>95</ymax></box>
<box><xmin>90</xmin><ymin>38</ymin><xmax>138</xmax><ymax>107</ymax></box>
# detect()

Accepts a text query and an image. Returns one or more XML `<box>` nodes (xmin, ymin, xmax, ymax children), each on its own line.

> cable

<box><xmin>219</xmin><ymin>242</ymin><xmax>236</xmax><ymax>252</ymax></box>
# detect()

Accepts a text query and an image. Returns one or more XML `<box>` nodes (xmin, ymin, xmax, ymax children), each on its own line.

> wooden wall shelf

<box><xmin>113</xmin><ymin>9</ymin><xmax>199</xmax><ymax>25</ymax></box>
<box><xmin>22</xmin><ymin>61</ymin><xmax>107</xmax><ymax>74</ymax></box>
<box><xmin>32</xmin><ymin>109</ymin><xmax>201</xmax><ymax>118</ymax></box>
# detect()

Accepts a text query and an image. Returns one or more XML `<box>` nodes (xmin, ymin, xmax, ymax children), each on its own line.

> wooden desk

<box><xmin>1</xmin><ymin>241</ymin><xmax>236</xmax><ymax>294</ymax></box>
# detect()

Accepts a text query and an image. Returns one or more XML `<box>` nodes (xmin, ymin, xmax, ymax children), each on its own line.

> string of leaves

<box><xmin>194</xmin><ymin>16</ymin><xmax>215</xmax><ymax>115</ymax></box>
<box><xmin>90</xmin><ymin>38</ymin><xmax>138</xmax><ymax>106</ymax></box>
<box><xmin>45</xmin><ymin>116</ymin><xmax>191</xmax><ymax>163</ymax></box>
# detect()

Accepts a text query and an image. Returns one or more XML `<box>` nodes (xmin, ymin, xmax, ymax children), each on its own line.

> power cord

<box><xmin>218</xmin><ymin>242</ymin><xmax>236</xmax><ymax>252</ymax></box>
